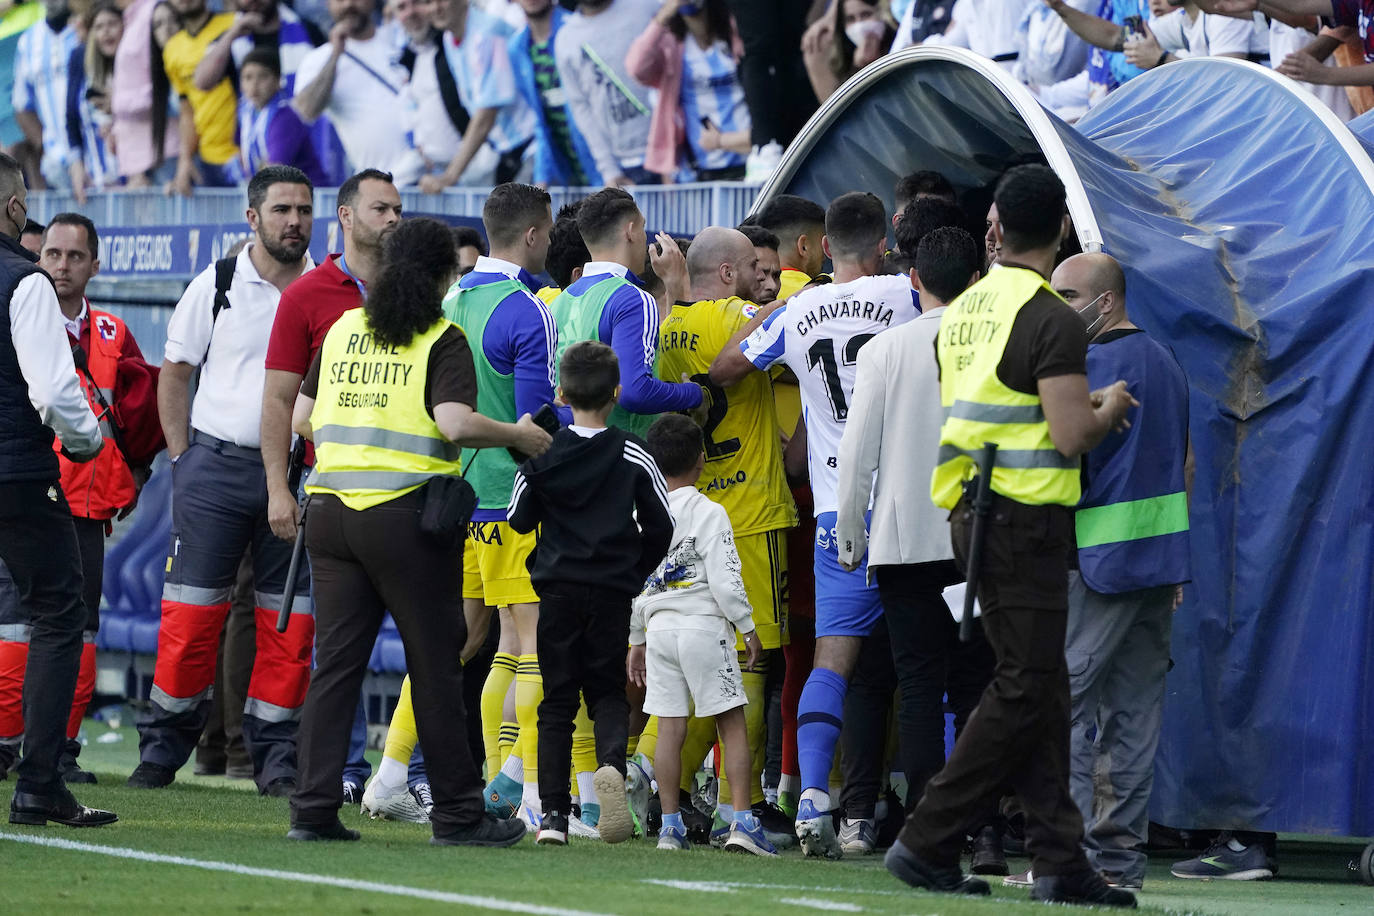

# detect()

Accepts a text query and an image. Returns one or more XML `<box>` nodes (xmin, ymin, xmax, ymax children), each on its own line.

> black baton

<box><xmin>277</xmin><ymin>494</ymin><xmax>310</xmax><ymax>634</ymax></box>
<box><xmin>960</xmin><ymin>443</ymin><xmax>999</xmax><ymax>643</ymax></box>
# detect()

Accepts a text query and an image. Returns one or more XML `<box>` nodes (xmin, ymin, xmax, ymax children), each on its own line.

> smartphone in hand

<box><xmin>508</xmin><ymin>402</ymin><xmax>561</xmax><ymax>463</ymax></box>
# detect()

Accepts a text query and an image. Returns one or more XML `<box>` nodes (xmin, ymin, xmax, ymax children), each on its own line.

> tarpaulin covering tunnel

<box><xmin>754</xmin><ymin>47</ymin><xmax>1374</xmax><ymax>837</ymax></box>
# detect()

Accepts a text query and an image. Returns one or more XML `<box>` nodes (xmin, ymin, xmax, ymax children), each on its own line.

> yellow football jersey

<box><xmin>657</xmin><ymin>298</ymin><xmax>796</xmax><ymax>537</ymax></box>
<box><xmin>771</xmin><ymin>270</ymin><xmax>811</xmax><ymax>434</ymax></box>
<box><xmin>534</xmin><ymin>286</ymin><xmax>560</xmax><ymax>305</ymax></box>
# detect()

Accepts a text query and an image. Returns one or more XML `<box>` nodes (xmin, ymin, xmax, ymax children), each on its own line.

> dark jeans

<box><xmin>839</xmin><ymin>615</ymin><xmax>895</xmax><ymax>820</ymax></box>
<box><xmin>0</xmin><ymin>480</ymin><xmax>86</xmax><ymax>792</ymax></box>
<box><xmin>535</xmin><ymin>581</ymin><xmax>632</xmax><ymax>816</ymax></box>
<box><xmin>724</xmin><ymin>0</ymin><xmax>817</xmax><ymax>146</ymax></box>
<box><xmin>875</xmin><ymin>560</ymin><xmax>996</xmax><ymax>817</ymax></box>
<box><xmin>900</xmin><ymin>496</ymin><xmax>1089</xmax><ymax>877</ymax></box>
<box><xmin>292</xmin><ymin>491</ymin><xmax>482</xmax><ymax>835</ymax></box>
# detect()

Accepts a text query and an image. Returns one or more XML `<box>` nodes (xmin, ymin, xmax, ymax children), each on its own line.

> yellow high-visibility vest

<box><xmin>306</xmin><ymin>310</ymin><xmax>462</xmax><ymax>510</ymax></box>
<box><xmin>930</xmin><ymin>266</ymin><xmax>1081</xmax><ymax>510</ymax></box>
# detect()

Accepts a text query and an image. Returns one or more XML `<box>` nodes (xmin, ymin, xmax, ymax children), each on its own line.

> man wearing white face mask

<box><xmin>1046</xmin><ymin>252</ymin><xmax>1191</xmax><ymax>891</ymax></box>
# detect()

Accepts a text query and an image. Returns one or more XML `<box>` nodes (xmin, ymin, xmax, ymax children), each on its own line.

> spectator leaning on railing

<box><xmin>553</xmin><ymin>0</ymin><xmax>659</xmax><ymax>186</ymax></box>
<box><xmin>109</xmin><ymin>0</ymin><xmax>180</xmax><ymax>188</ymax></box>
<box><xmin>626</xmin><ymin>0</ymin><xmax>751</xmax><ymax>182</ymax></box>
<box><xmin>12</xmin><ymin>0</ymin><xmax>80</xmax><ymax>189</ymax></box>
<box><xmin>415</xmin><ymin>0</ymin><xmax>535</xmax><ymax>194</ymax></box>
<box><xmin>162</xmin><ymin>0</ymin><xmax>243</xmax><ymax>194</ymax></box>
<box><xmin>508</xmin><ymin>0</ymin><xmax>602</xmax><ymax>188</ymax></box>
<box><xmin>293</xmin><ymin>0</ymin><xmax>412</xmax><ymax>177</ymax></box>
<box><xmin>65</xmin><ymin>1</ymin><xmax>124</xmax><ymax>201</ymax></box>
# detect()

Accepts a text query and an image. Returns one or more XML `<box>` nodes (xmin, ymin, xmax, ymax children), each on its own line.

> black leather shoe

<box><xmin>128</xmin><ymin>761</ymin><xmax>176</xmax><ymax>789</ymax></box>
<box><xmin>431</xmin><ymin>813</ymin><xmax>526</xmax><ymax>847</ymax></box>
<box><xmin>262</xmin><ymin>777</ymin><xmax>296</xmax><ymax>798</ymax></box>
<box><xmin>10</xmin><ymin>786</ymin><xmax>118</xmax><ymax>827</ymax></box>
<box><xmin>59</xmin><ymin>743</ymin><xmax>97</xmax><ymax>785</ymax></box>
<box><xmin>970</xmin><ymin>825</ymin><xmax>1009</xmax><ymax>875</ymax></box>
<box><xmin>679</xmin><ymin>791</ymin><xmax>712</xmax><ymax>845</ymax></box>
<box><xmin>287</xmin><ymin>819</ymin><xmax>361</xmax><ymax>842</ymax></box>
<box><xmin>885</xmin><ymin>838</ymin><xmax>990</xmax><ymax>895</ymax></box>
<box><xmin>194</xmin><ymin>758</ymin><xmax>227</xmax><ymax>777</ymax></box>
<box><xmin>1031</xmin><ymin>871</ymin><xmax>1138</xmax><ymax>908</ymax></box>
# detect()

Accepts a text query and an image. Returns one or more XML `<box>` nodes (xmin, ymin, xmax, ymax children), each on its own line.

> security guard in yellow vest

<box><xmin>885</xmin><ymin>166</ymin><xmax>1139</xmax><ymax>908</ymax></box>
<box><xmin>284</xmin><ymin>218</ymin><xmax>550</xmax><ymax>847</ymax></box>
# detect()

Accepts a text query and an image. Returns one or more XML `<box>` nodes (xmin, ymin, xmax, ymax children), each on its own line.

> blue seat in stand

<box><xmin>98</xmin><ymin>467</ymin><xmax>173</xmax><ymax>652</ymax></box>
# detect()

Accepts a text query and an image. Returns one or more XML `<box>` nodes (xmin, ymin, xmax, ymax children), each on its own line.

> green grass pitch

<box><xmin>2</xmin><ymin>726</ymin><xmax>1371</xmax><ymax>915</ymax></box>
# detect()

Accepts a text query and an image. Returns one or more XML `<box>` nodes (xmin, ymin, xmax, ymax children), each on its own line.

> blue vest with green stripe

<box><xmin>442</xmin><ymin>276</ymin><xmax>523</xmax><ymax>513</ymax></box>
<box><xmin>1077</xmin><ymin>329</ymin><xmax>1190</xmax><ymax>594</ymax></box>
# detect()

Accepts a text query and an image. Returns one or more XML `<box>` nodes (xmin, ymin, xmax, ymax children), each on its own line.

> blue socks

<box><xmin>796</xmin><ymin>666</ymin><xmax>848</xmax><ymax>803</ymax></box>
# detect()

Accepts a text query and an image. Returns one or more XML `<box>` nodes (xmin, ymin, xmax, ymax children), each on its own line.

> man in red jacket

<box><xmin>0</xmin><ymin>213</ymin><xmax>158</xmax><ymax>784</ymax></box>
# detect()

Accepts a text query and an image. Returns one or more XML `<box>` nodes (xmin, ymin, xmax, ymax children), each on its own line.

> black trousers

<box><xmin>900</xmin><ymin>497</ymin><xmax>1089</xmax><ymax>877</ymax></box>
<box><xmin>535</xmin><ymin>581</ymin><xmax>632</xmax><ymax>816</ymax></box>
<box><xmin>839</xmin><ymin>614</ymin><xmax>895</xmax><ymax>820</ymax></box>
<box><xmin>0</xmin><ymin>480</ymin><xmax>86</xmax><ymax>791</ymax></box>
<box><xmin>876</xmin><ymin>560</ymin><xmax>996</xmax><ymax>818</ymax></box>
<box><xmin>724</xmin><ymin>0</ymin><xmax>818</xmax><ymax>146</ymax></box>
<box><xmin>292</xmin><ymin>491</ymin><xmax>483</xmax><ymax>834</ymax></box>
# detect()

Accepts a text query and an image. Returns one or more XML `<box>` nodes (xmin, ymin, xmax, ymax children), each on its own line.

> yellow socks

<box><xmin>481</xmin><ymin>652</ymin><xmax>518</xmax><ymax>779</ymax></box>
<box><xmin>515</xmin><ymin>654</ymin><xmax>542</xmax><ymax>791</ymax></box>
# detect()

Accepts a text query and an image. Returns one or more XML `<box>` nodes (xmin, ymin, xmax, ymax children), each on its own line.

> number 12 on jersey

<box><xmin>805</xmin><ymin>334</ymin><xmax>875</xmax><ymax>422</ymax></box>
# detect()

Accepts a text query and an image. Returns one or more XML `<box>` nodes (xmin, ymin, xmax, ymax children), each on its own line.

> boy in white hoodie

<box><xmin>628</xmin><ymin>414</ymin><xmax>772</xmax><ymax>856</ymax></box>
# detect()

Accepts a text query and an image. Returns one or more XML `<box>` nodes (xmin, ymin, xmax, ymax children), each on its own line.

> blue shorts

<box><xmin>812</xmin><ymin>511</ymin><xmax>883</xmax><ymax>638</ymax></box>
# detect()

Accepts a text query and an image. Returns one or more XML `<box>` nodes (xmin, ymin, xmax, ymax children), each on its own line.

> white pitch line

<box><xmin>0</xmin><ymin>831</ymin><xmax>611</xmax><ymax>916</ymax></box>
<box><xmin>778</xmin><ymin>898</ymin><xmax>863</xmax><ymax>912</ymax></box>
<box><xmin>644</xmin><ymin>878</ymin><xmax>908</xmax><ymax>898</ymax></box>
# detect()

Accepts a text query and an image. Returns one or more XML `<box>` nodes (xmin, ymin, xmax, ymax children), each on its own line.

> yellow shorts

<box><xmin>736</xmin><ymin>528</ymin><xmax>789</xmax><ymax>650</ymax></box>
<box><xmin>462</xmin><ymin>520</ymin><xmax>539</xmax><ymax>607</ymax></box>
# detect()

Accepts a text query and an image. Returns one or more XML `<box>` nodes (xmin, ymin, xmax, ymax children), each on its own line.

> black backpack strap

<box><xmin>200</xmin><ymin>256</ymin><xmax>237</xmax><ymax>370</ymax></box>
<box><xmin>212</xmin><ymin>256</ymin><xmax>236</xmax><ymax>323</ymax></box>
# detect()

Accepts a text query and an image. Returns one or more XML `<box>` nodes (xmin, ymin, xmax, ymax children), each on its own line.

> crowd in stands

<box><xmin>2</xmin><ymin>0</ymin><xmax>1370</xmax><ymax>200</ymax></box>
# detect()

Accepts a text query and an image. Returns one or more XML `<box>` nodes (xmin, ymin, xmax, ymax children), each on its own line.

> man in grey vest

<box><xmin>0</xmin><ymin>151</ymin><xmax>115</xmax><ymax>826</ymax></box>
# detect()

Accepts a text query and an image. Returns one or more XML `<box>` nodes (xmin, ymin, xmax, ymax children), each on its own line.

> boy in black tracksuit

<box><xmin>507</xmin><ymin>341</ymin><xmax>674</xmax><ymax>845</ymax></box>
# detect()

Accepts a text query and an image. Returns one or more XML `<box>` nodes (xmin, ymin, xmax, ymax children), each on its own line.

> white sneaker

<box><xmin>593</xmin><ymin>765</ymin><xmax>634</xmax><ymax>844</ymax></box>
<box><xmin>838</xmin><ymin>817</ymin><xmax>876</xmax><ymax>855</ymax></box>
<box><xmin>745</xmin><ymin>141</ymin><xmax>784</xmax><ymax>184</ymax></box>
<box><xmin>411</xmin><ymin>783</ymin><xmax>433</xmax><ymax>817</ymax></box>
<box><xmin>361</xmin><ymin>777</ymin><xmax>429</xmax><ymax>823</ymax></box>
<box><xmin>567</xmin><ymin>814</ymin><xmax>602</xmax><ymax>840</ymax></box>
<box><xmin>517</xmin><ymin>801</ymin><xmax>542</xmax><ymax>834</ymax></box>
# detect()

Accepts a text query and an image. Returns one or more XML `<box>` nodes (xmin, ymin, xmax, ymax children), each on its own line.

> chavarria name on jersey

<box><xmin>794</xmin><ymin>295</ymin><xmax>897</xmax><ymax>336</ymax></box>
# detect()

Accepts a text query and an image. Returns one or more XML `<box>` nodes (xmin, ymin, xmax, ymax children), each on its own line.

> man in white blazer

<box><xmin>835</xmin><ymin>226</ymin><xmax>1005</xmax><ymax>872</ymax></box>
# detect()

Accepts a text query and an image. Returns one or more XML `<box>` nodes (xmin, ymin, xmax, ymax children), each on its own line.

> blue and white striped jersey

<box><xmin>12</xmin><ymin>19</ymin><xmax>79</xmax><ymax>167</ymax></box>
<box><xmin>679</xmin><ymin>38</ymin><xmax>747</xmax><ymax>173</ymax></box>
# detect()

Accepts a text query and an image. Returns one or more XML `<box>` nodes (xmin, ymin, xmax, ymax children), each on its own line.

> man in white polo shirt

<box><xmin>293</xmin><ymin>0</ymin><xmax>411</xmax><ymax>174</ymax></box>
<box><xmin>130</xmin><ymin>166</ymin><xmax>317</xmax><ymax>797</ymax></box>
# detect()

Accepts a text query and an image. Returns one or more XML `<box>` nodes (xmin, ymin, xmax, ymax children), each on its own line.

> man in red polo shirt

<box><xmin>260</xmin><ymin>167</ymin><xmax>401</xmax><ymax>805</ymax></box>
<box><xmin>0</xmin><ymin>213</ymin><xmax>159</xmax><ymax>784</ymax></box>
<box><xmin>262</xmin><ymin>168</ymin><xmax>401</xmax><ymax>540</ymax></box>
